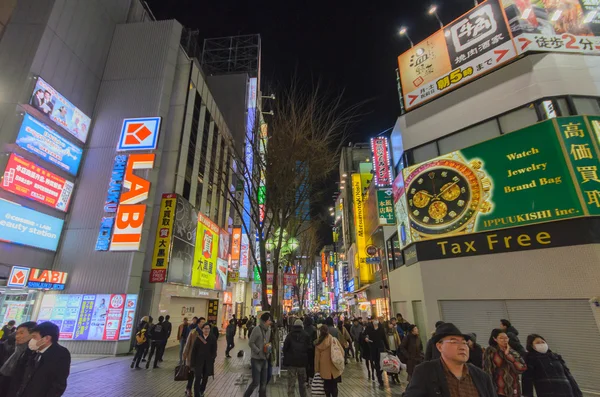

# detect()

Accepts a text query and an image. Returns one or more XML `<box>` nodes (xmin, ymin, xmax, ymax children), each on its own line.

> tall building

<box><xmin>0</xmin><ymin>0</ymin><xmax>256</xmax><ymax>354</ymax></box>
<box><xmin>390</xmin><ymin>1</ymin><xmax>600</xmax><ymax>391</ymax></box>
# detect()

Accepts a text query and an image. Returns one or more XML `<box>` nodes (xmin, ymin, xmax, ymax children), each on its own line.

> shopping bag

<box><xmin>380</xmin><ymin>352</ymin><xmax>402</xmax><ymax>374</ymax></box>
<box><xmin>311</xmin><ymin>373</ymin><xmax>326</xmax><ymax>396</ymax></box>
<box><xmin>174</xmin><ymin>364</ymin><xmax>190</xmax><ymax>381</ymax></box>
<box><xmin>330</xmin><ymin>336</ymin><xmax>345</xmax><ymax>372</ymax></box>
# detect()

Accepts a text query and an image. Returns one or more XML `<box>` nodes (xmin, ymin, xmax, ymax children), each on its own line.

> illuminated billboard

<box><xmin>16</xmin><ymin>114</ymin><xmax>83</xmax><ymax>176</ymax></box>
<box><xmin>215</xmin><ymin>228</ymin><xmax>230</xmax><ymax>291</ymax></box>
<box><xmin>149</xmin><ymin>194</ymin><xmax>176</xmax><ymax>283</ymax></box>
<box><xmin>0</xmin><ymin>199</ymin><xmax>64</xmax><ymax>251</ymax></box>
<box><xmin>117</xmin><ymin>117</ymin><xmax>161</xmax><ymax>151</ymax></box>
<box><xmin>239</xmin><ymin>233</ymin><xmax>250</xmax><ymax>279</ymax></box>
<box><xmin>371</xmin><ymin>137</ymin><xmax>393</xmax><ymax>187</ymax></box>
<box><xmin>30</xmin><ymin>77</ymin><xmax>91</xmax><ymax>143</ymax></box>
<box><xmin>7</xmin><ymin>266</ymin><xmax>68</xmax><ymax>290</ymax></box>
<box><xmin>2</xmin><ymin>154</ymin><xmax>74</xmax><ymax>212</ymax></box>
<box><xmin>192</xmin><ymin>213</ymin><xmax>220</xmax><ymax>289</ymax></box>
<box><xmin>37</xmin><ymin>294</ymin><xmax>138</xmax><ymax>341</ymax></box>
<box><xmin>352</xmin><ymin>173</ymin><xmax>373</xmax><ymax>284</ymax></box>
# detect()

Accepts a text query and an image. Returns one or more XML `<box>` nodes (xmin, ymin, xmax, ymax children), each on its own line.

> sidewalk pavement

<box><xmin>63</xmin><ymin>334</ymin><xmax>407</xmax><ymax>396</ymax></box>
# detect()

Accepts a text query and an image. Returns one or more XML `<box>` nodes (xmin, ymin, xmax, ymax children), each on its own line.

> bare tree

<box><xmin>290</xmin><ymin>219</ymin><xmax>322</xmax><ymax>315</ymax></box>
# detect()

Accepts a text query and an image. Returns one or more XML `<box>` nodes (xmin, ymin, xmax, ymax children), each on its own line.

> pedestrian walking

<box><xmin>0</xmin><ymin>321</ymin><xmax>16</xmax><ymax>342</ymax></box>
<box><xmin>350</xmin><ymin>319</ymin><xmax>364</xmax><ymax>362</ymax></box>
<box><xmin>335</xmin><ymin>322</ymin><xmax>351</xmax><ymax>364</ymax></box>
<box><xmin>384</xmin><ymin>320</ymin><xmax>402</xmax><ymax>384</ymax></box>
<box><xmin>467</xmin><ymin>333</ymin><xmax>484</xmax><ymax>369</ymax></box>
<box><xmin>314</xmin><ymin>325</ymin><xmax>342</xmax><ymax>397</ymax></box>
<box><xmin>131</xmin><ymin>316</ymin><xmax>150</xmax><ymax>369</ymax></box>
<box><xmin>142</xmin><ymin>315</ymin><xmax>153</xmax><ymax>362</ymax></box>
<box><xmin>499</xmin><ymin>319</ymin><xmax>526</xmax><ymax>357</ymax></box>
<box><xmin>283</xmin><ymin>319</ymin><xmax>310</xmax><ymax>397</ymax></box>
<box><xmin>243</xmin><ymin>312</ymin><xmax>272</xmax><ymax>397</ymax></box>
<box><xmin>483</xmin><ymin>328</ymin><xmax>527</xmax><ymax>397</ymax></box>
<box><xmin>343</xmin><ymin>318</ymin><xmax>355</xmax><ymax>360</ymax></box>
<box><xmin>225</xmin><ymin>319</ymin><xmax>236</xmax><ymax>358</ymax></box>
<box><xmin>404</xmin><ymin>323</ymin><xmax>496</xmax><ymax>397</ymax></box>
<box><xmin>359</xmin><ymin>327</ymin><xmax>374</xmax><ymax>380</ymax></box>
<box><xmin>325</xmin><ymin>317</ymin><xmax>339</xmax><ymax>340</ymax></box>
<box><xmin>399</xmin><ymin>324</ymin><xmax>424</xmax><ymax>382</ymax></box>
<box><xmin>183</xmin><ymin>317</ymin><xmax>206</xmax><ymax>397</ymax></box>
<box><xmin>425</xmin><ymin>321</ymin><xmax>445</xmax><ymax>361</ymax></box>
<box><xmin>395</xmin><ymin>314</ymin><xmax>410</xmax><ymax>338</ymax></box>
<box><xmin>177</xmin><ymin>318</ymin><xmax>190</xmax><ymax>364</ymax></box>
<box><xmin>247</xmin><ymin>316</ymin><xmax>256</xmax><ymax>339</ymax></box>
<box><xmin>241</xmin><ymin>316</ymin><xmax>249</xmax><ymax>338</ymax></box>
<box><xmin>365</xmin><ymin>318</ymin><xmax>389</xmax><ymax>387</ymax></box>
<box><xmin>146</xmin><ymin>316</ymin><xmax>168</xmax><ymax>369</ymax></box>
<box><xmin>159</xmin><ymin>314</ymin><xmax>172</xmax><ymax>362</ymax></box>
<box><xmin>304</xmin><ymin>316</ymin><xmax>318</xmax><ymax>381</ymax></box>
<box><xmin>14</xmin><ymin>322</ymin><xmax>71</xmax><ymax>397</ymax></box>
<box><xmin>0</xmin><ymin>321</ymin><xmax>36</xmax><ymax>397</ymax></box>
<box><xmin>188</xmin><ymin>323</ymin><xmax>217</xmax><ymax>397</ymax></box>
<box><xmin>522</xmin><ymin>334</ymin><xmax>582</xmax><ymax>397</ymax></box>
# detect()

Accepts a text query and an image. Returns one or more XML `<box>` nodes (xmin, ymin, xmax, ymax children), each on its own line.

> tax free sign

<box><xmin>95</xmin><ymin>117</ymin><xmax>161</xmax><ymax>251</ymax></box>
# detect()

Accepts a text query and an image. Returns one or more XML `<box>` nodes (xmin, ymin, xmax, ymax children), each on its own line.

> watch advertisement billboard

<box><xmin>29</xmin><ymin>77</ymin><xmax>91</xmax><ymax>143</ymax></box>
<box><xmin>16</xmin><ymin>114</ymin><xmax>83</xmax><ymax>176</ymax></box>
<box><xmin>0</xmin><ymin>199</ymin><xmax>64</xmax><ymax>251</ymax></box>
<box><xmin>167</xmin><ymin>194</ymin><xmax>197</xmax><ymax>285</ymax></box>
<box><xmin>502</xmin><ymin>0</ymin><xmax>600</xmax><ymax>54</ymax></box>
<box><xmin>398</xmin><ymin>116</ymin><xmax>600</xmax><ymax>248</ymax></box>
<box><xmin>398</xmin><ymin>0</ymin><xmax>517</xmax><ymax>110</ymax></box>
<box><xmin>2</xmin><ymin>154</ymin><xmax>74</xmax><ymax>212</ymax></box>
<box><xmin>37</xmin><ymin>293</ymin><xmax>137</xmax><ymax>341</ymax></box>
<box><xmin>192</xmin><ymin>213</ymin><xmax>220</xmax><ymax>289</ymax></box>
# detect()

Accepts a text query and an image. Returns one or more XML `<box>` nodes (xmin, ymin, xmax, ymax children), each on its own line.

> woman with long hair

<box><xmin>336</xmin><ymin>321</ymin><xmax>351</xmax><ymax>365</ymax></box>
<box><xmin>399</xmin><ymin>324</ymin><xmax>423</xmax><ymax>382</ymax></box>
<box><xmin>484</xmin><ymin>328</ymin><xmax>527</xmax><ymax>397</ymax></box>
<box><xmin>522</xmin><ymin>334</ymin><xmax>582</xmax><ymax>397</ymax></box>
<box><xmin>315</xmin><ymin>324</ymin><xmax>342</xmax><ymax>397</ymax></box>
<box><xmin>384</xmin><ymin>320</ymin><xmax>402</xmax><ymax>384</ymax></box>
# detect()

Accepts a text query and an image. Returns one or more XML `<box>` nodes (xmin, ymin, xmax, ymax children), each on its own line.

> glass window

<box><xmin>438</xmin><ymin>119</ymin><xmax>500</xmax><ymax>155</ymax></box>
<box><xmin>499</xmin><ymin>105</ymin><xmax>539</xmax><ymax>133</ymax></box>
<box><xmin>412</xmin><ymin>142</ymin><xmax>439</xmax><ymax>164</ymax></box>
<box><xmin>556</xmin><ymin>98</ymin><xmax>570</xmax><ymax>116</ymax></box>
<box><xmin>573</xmin><ymin>97</ymin><xmax>600</xmax><ymax>116</ymax></box>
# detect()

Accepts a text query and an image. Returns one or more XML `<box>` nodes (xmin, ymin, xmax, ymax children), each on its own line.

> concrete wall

<box><xmin>389</xmin><ymin>244</ymin><xmax>600</xmax><ymax>335</ymax></box>
<box><xmin>396</xmin><ymin>53</ymin><xmax>600</xmax><ymax>150</ymax></box>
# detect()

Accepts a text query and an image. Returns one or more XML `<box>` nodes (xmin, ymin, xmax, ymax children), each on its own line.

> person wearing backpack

<box><xmin>315</xmin><ymin>325</ymin><xmax>342</xmax><ymax>397</ymax></box>
<box><xmin>131</xmin><ymin>316</ymin><xmax>150</xmax><ymax>369</ymax></box>
<box><xmin>146</xmin><ymin>316</ymin><xmax>168</xmax><ymax>369</ymax></box>
<box><xmin>283</xmin><ymin>319</ymin><xmax>311</xmax><ymax>397</ymax></box>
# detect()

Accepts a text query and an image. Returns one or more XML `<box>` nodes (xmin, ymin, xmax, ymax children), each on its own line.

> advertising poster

<box><xmin>215</xmin><ymin>228</ymin><xmax>230</xmax><ymax>291</ymax></box>
<box><xmin>0</xmin><ymin>199</ymin><xmax>64</xmax><ymax>251</ymax></box>
<box><xmin>168</xmin><ymin>195</ymin><xmax>197</xmax><ymax>285</ymax></box>
<box><xmin>29</xmin><ymin>77</ymin><xmax>91</xmax><ymax>143</ymax></box>
<box><xmin>192</xmin><ymin>213</ymin><xmax>219</xmax><ymax>289</ymax></box>
<box><xmin>230</xmin><ymin>227</ymin><xmax>241</xmax><ymax>269</ymax></box>
<box><xmin>398</xmin><ymin>0</ymin><xmax>517</xmax><ymax>110</ymax></box>
<box><xmin>119</xmin><ymin>295</ymin><xmax>138</xmax><ymax>340</ymax></box>
<box><xmin>149</xmin><ymin>194</ymin><xmax>176</xmax><ymax>283</ymax></box>
<box><xmin>371</xmin><ymin>137</ymin><xmax>393</xmax><ymax>187</ymax></box>
<box><xmin>2</xmin><ymin>154</ymin><xmax>74</xmax><ymax>212</ymax></box>
<box><xmin>239</xmin><ymin>233</ymin><xmax>250</xmax><ymax>279</ymax></box>
<box><xmin>399</xmin><ymin>117</ymin><xmax>596</xmax><ymax>247</ymax></box>
<box><xmin>502</xmin><ymin>0</ymin><xmax>600</xmax><ymax>54</ymax></box>
<box><xmin>38</xmin><ymin>294</ymin><xmax>137</xmax><ymax>341</ymax></box>
<box><xmin>352</xmin><ymin>173</ymin><xmax>373</xmax><ymax>284</ymax></box>
<box><xmin>377</xmin><ymin>189</ymin><xmax>396</xmax><ymax>225</ymax></box>
<box><xmin>207</xmin><ymin>299</ymin><xmax>219</xmax><ymax>323</ymax></box>
<box><xmin>16</xmin><ymin>114</ymin><xmax>83</xmax><ymax>176</ymax></box>
<box><xmin>393</xmin><ymin>172</ymin><xmax>413</xmax><ymax>250</ymax></box>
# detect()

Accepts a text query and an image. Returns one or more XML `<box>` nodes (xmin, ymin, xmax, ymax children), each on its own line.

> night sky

<box><xmin>145</xmin><ymin>0</ymin><xmax>478</xmax><ymax>243</ymax></box>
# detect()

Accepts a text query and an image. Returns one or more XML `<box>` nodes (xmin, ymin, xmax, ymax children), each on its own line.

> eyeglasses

<box><xmin>441</xmin><ymin>340</ymin><xmax>469</xmax><ymax>346</ymax></box>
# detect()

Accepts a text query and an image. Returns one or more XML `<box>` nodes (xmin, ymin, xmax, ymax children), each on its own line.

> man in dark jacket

<box><xmin>283</xmin><ymin>320</ymin><xmax>310</xmax><ymax>397</ymax></box>
<box><xmin>15</xmin><ymin>322</ymin><xmax>71</xmax><ymax>397</ymax></box>
<box><xmin>225</xmin><ymin>319</ymin><xmax>237</xmax><ymax>358</ymax></box>
<box><xmin>500</xmin><ymin>319</ymin><xmax>526</xmax><ymax>357</ymax></box>
<box><xmin>405</xmin><ymin>323</ymin><xmax>495</xmax><ymax>397</ymax></box>
<box><xmin>146</xmin><ymin>316</ymin><xmax>168</xmax><ymax>369</ymax></box>
<box><xmin>425</xmin><ymin>321</ymin><xmax>445</xmax><ymax>361</ymax></box>
<box><xmin>467</xmin><ymin>333</ymin><xmax>484</xmax><ymax>369</ymax></box>
<box><xmin>303</xmin><ymin>317</ymin><xmax>317</xmax><ymax>380</ymax></box>
<box><xmin>0</xmin><ymin>321</ymin><xmax>36</xmax><ymax>397</ymax></box>
<box><xmin>350</xmin><ymin>318</ymin><xmax>364</xmax><ymax>362</ymax></box>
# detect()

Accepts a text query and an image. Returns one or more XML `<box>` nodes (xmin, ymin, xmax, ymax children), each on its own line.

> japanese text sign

<box><xmin>149</xmin><ymin>194</ymin><xmax>176</xmax><ymax>282</ymax></box>
<box><xmin>191</xmin><ymin>213</ymin><xmax>220</xmax><ymax>289</ymax></box>
<box><xmin>371</xmin><ymin>137</ymin><xmax>393</xmax><ymax>187</ymax></box>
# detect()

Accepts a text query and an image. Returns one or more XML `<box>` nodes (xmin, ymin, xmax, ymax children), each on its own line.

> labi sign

<box><xmin>400</xmin><ymin>116</ymin><xmax>600</xmax><ymax>248</ymax></box>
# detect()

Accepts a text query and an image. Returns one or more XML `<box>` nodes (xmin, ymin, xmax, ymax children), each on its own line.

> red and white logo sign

<box><xmin>7</xmin><ymin>266</ymin><xmax>30</xmax><ymax>288</ymax></box>
<box><xmin>117</xmin><ymin>117</ymin><xmax>161</xmax><ymax>151</ymax></box>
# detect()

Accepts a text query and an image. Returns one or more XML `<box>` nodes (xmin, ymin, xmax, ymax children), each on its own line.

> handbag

<box><xmin>330</xmin><ymin>336</ymin><xmax>345</xmax><ymax>372</ymax></box>
<box><xmin>380</xmin><ymin>352</ymin><xmax>403</xmax><ymax>374</ymax></box>
<box><xmin>174</xmin><ymin>364</ymin><xmax>190</xmax><ymax>381</ymax></box>
<box><xmin>311</xmin><ymin>373</ymin><xmax>325</xmax><ymax>396</ymax></box>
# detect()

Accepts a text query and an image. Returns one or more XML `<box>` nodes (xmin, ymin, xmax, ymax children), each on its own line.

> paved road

<box><xmin>63</xmin><ymin>333</ymin><xmax>407</xmax><ymax>396</ymax></box>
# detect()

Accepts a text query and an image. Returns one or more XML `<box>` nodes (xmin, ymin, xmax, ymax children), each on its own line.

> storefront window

<box><xmin>0</xmin><ymin>290</ymin><xmax>38</xmax><ymax>325</ymax></box>
<box><xmin>412</xmin><ymin>142</ymin><xmax>439</xmax><ymax>164</ymax></box>
<box><xmin>438</xmin><ymin>119</ymin><xmax>500</xmax><ymax>155</ymax></box>
<box><xmin>573</xmin><ymin>97</ymin><xmax>600</xmax><ymax>116</ymax></box>
<box><xmin>499</xmin><ymin>105</ymin><xmax>539</xmax><ymax>133</ymax></box>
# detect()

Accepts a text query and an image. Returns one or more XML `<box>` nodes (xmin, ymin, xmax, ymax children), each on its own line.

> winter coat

<box><xmin>425</xmin><ymin>336</ymin><xmax>441</xmax><ymax>361</ymax></box>
<box><xmin>226</xmin><ymin>324</ymin><xmax>236</xmax><ymax>340</ymax></box>
<box><xmin>399</xmin><ymin>333</ymin><xmax>424</xmax><ymax>376</ymax></box>
<box><xmin>359</xmin><ymin>329</ymin><xmax>371</xmax><ymax>359</ymax></box>
<box><xmin>350</xmin><ymin>324</ymin><xmax>364</xmax><ymax>342</ymax></box>
<box><xmin>365</xmin><ymin>325</ymin><xmax>389</xmax><ymax>362</ymax></box>
<box><xmin>522</xmin><ymin>350</ymin><xmax>582</xmax><ymax>397</ymax></box>
<box><xmin>314</xmin><ymin>334</ymin><xmax>342</xmax><ymax>380</ymax></box>
<box><xmin>149</xmin><ymin>321</ymin><xmax>168</xmax><ymax>342</ymax></box>
<box><xmin>190</xmin><ymin>332</ymin><xmax>217</xmax><ymax>376</ymax></box>
<box><xmin>506</xmin><ymin>326</ymin><xmax>526</xmax><ymax>357</ymax></box>
<box><xmin>337</xmin><ymin>326</ymin><xmax>351</xmax><ymax>349</ymax></box>
<box><xmin>283</xmin><ymin>325</ymin><xmax>310</xmax><ymax>368</ymax></box>
<box><xmin>248</xmin><ymin>321</ymin><xmax>271</xmax><ymax>360</ymax></box>
<box><xmin>483</xmin><ymin>345</ymin><xmax>527</xmax><ymax>397</ymax></box>
<box><xmin>468</xmin><ymin>343</ymin><xmax>484</xmax><ymax>369</ymax></box>
<box><xmin>385</xmin><ymin>327</ymin><xmax>402</xmax><ymax>352</ymax></box>
<box><xmin>327</xmin><ymin>326</ymin><xmax>340</xmax><ymax>340</ymax></box>
<box><xmin>183</xmin><ymin>327</ymin><xmax>199</xmax><ymax>366</ymax></box>
<box><xmin>304</xmin><ymin>318</ymin><xmax>317</xmax><ymax>347</ymax></box>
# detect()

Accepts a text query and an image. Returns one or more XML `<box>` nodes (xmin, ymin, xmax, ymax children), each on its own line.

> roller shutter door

<box><xmin>439</xmin><ymin>300</ymin><xmax>508</xmax><ymax>343</ymax></box>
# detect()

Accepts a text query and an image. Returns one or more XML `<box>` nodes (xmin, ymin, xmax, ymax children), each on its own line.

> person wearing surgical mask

<box><xmin>522</xmin><ymin>334</ymin><xmax>582</xmax><ymax>397</ymax></box>
<box><xmin>0</xmin><ymin>321</ymin><xmax>36</xmax><ymax>397</ymax></box>
<box><xmin>14</xmin><ymin>322</ymin><xmax>71</xmax><ymax>397</ymax></box>
<box><xmin>364</xmin><ymin>317</ymin><xmax>389</xmax><ymax>387</ymax></box>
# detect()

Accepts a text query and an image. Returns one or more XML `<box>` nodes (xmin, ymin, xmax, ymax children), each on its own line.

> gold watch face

<box><xmin>405</xmin><ymin>159</ymin><xmax>483</xmax><ymax>237</ymax></box>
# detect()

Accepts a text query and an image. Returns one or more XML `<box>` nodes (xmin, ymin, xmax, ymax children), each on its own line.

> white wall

<box><xmin>388</xmin><ymin>262</ymin><xmax>425</xmax><ymax>326</ymax></box>
<box><xmin>396</xmin><ymin>53</ymin><xmax>600</xmax><ymax>150</ymax></box>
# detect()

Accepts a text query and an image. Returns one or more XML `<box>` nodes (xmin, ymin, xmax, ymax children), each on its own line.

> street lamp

<box><xmin>398</xmin><ymin>27</ymin><xmax>414</xmax><ymax>48</ymax></box>
<box><xmin>428</xmin><ymin>5</ymin><xmax>444</xmax><ymax>29</ymax></box>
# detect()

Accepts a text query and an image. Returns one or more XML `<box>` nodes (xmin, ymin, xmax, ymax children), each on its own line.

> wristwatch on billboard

<box><xmin>404</xmin><ymin>152</ymin><xmax>492</xmax><ymax>239</ymax></box>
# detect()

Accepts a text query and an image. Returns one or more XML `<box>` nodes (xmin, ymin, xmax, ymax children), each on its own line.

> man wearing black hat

<box><xmin>405</xmin><ymin>323</ymin><xmax>495</xmax><ymax>397</ymax></box>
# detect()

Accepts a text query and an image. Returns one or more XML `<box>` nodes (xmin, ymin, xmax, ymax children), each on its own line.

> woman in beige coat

<box><xmin>315</xmin><ymin>326</ymin><xmax>342</xmax><ymax>397</ymax></box>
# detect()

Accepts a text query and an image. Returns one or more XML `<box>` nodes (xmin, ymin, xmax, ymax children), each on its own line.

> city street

<box><xmin>63</xmin><ymin>335</ymin><xmax>407</xmax><ymax>397</ymax></box>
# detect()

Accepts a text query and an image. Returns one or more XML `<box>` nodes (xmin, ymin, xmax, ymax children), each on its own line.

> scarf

<box><xmin>0</xmin><ymin>343</ymin><xmax>27</xmax><ymax>376</ymax></box>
